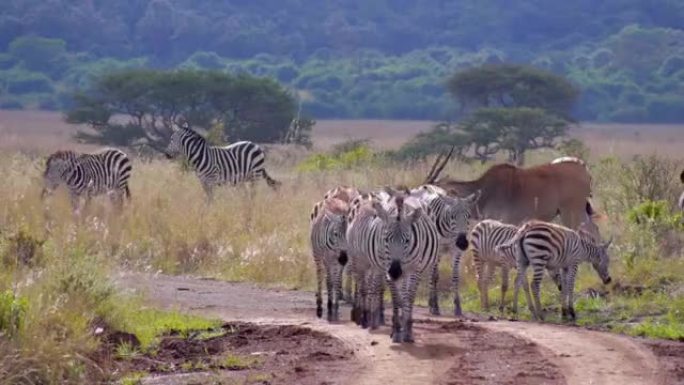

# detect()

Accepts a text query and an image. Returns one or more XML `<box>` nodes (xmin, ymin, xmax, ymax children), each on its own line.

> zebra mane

<box><xmin>47</xmin><ymin>150</ymin><xmax>77</xmax><ymax>162</ymax></box>
<box><xmin>395</xmin><ymin>196</ymin><xmax>404</xmax><ymax>221</ymax></box>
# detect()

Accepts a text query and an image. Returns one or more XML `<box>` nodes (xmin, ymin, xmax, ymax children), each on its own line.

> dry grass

<box><xmin>1</xmin><ymin>111</ymin><xmax>684</xmax><ymax>383</ymax></box>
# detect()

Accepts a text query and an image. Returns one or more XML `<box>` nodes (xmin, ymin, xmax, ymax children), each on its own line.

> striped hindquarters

<box><xmin>212</xmin><ymin>141</ymin><xmax>266</xmax><ymax>184</ymax></box>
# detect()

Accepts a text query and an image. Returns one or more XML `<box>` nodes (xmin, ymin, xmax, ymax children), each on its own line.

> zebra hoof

<box><xmin>429</xmin><ymin>307</ymin><xmax>440</xmax><ymax>316</ymax></box>
<box><xmin>316</xmin><ymin>307</ymin><xmax>322</xmax><ymax>318</ymax></box>
<box><xmin>391</xmin><ymin>332</ymin><xmax>403</xmax><ymax>344</ymax></box>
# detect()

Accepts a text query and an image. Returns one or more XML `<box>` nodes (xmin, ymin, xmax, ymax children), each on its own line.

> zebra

<box><xmin>164</xmin><ymin>124</ymin><xmax>280</xmax><ymax>199</ymax></box>
<box><xmin>346</xmin><ymin>191</ymin><xmax>389</xmax><ymax>329</ymax></box>
<box><xmin>372</xmin><ymin>193</ymin><xmax>440</xmax><ymax>343</ymax></box>
<box><xmin>310</xmin><ymin>197</ymin><xmax>350</xmax><ymax>322</ymax></box>
<box><xmin>41</xmin><ymin>149</ymin><xmax>132</xmax><ymax>214</ymax></box>
<box><xmin>499</xmin><ymin>220</ymin><xmax>612</xmax><ymax>321</ymax></box>
<box><xmin>409</xmin><ymin>184</ymin><xmax>478</xmax><ymax>316</ymax></box>
<box><xmin>320</xmin><ymin>185</ymin><xmax>361</xmax><ymax>302</ymax></box>
<box><xmin>471</xmin><ymin>219</ymin><xmax>561</xmax><ymax>312</ymax></box>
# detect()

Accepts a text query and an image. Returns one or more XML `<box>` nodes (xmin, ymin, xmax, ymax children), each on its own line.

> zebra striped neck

<box><xmin>180</xmin><ymin>129</ymin><xmax>210</xmax><ymax>171</ymax></box>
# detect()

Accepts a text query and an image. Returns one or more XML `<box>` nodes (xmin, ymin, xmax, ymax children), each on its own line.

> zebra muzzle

<box><xmin>455</xmin><ymin>232</ymin><xmax>469</xmax><ymax>250</ymax></box>
<box><xmin>338</xmin><ymin>251</ymin><xmax>348</xmax><ymax>266</ymax></box>
<box><xmin>387</xmin><ymin>260</ymin><xmax>402</xmax><ymax>281</ymax></box>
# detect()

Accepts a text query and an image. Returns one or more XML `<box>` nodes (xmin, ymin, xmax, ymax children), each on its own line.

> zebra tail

<box><xmin>124</xmin><ymin>185</ymin><xmax>131</xmax><ymax>200</ymax></box>
<box><xmin>388</xmin><ymin>260</ymin><xmax>402</xmax><ymax>281</ymax></box>
<box><xmin>263</xmin><ymin>170</ymin><xmax>281</xmax><ymax>190</ymax></box>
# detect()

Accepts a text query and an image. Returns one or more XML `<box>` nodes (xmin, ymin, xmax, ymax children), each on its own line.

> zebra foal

<box><xmin>471</xmin><ymin>219</ymin><xmax>561</xmax><ymax>312</ymax></box>
<box><xmin>41</xmin><ymin>149</ymin><xmax>132</xmax><ymax>214</ymax></box>
<box><xmin>410</xmin><ymin>184</ymin><xmax>477</xmax><ymax>316</ymax></box>
<box><xmin>499</xmin><ymin>220</ymin><xmax>612</xmax><ymax>321</ymax></box>
<box><xmin>164</xmin><ymin>124</ymin><xmax>279</xmax><ymax>199</ymax></box>
<box><xmin>310</xmin><ymin>197</ymin><xmax>350</xmax><ymax>321</ymax></box>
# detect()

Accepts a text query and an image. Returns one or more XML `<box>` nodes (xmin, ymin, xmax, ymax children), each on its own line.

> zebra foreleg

<box><xmin>388</xmin><ymin>278</ymin><xmax>403</xmax><ymax>343</ymax></box>
<box><xmin>315</xmin><ymin>260</ymin><xmax>324</xmax><ymax>318</ymax></box>
<box><xmin>379</xmin><ymin>279</ymin><xmax>386</xmax><ymax>325</ymax></box>
<box><xmin>500</xmin><ymin>265</ymin><xmax>510</xmax><ymax>313</ymax></box>
<box><xmin>344</xmin><ymin>267</ymin><xmax>353</xmax><ymax>303</ymax></box>
<box><xmin>428</xmin><ymin>256</ymin><xmax>440</xmax><ymax>315</ymax></box>
<box><xmin>325</xmin><ymin>265</ymin><xmax>335</xmax><ymax>322</ymax></box>
<box><xmin>402</xmin><ymin>273</ymin><xmax>420</xmax><ymax>343</ymax></box>
<box><xmin>451</xmin><ymin>248</ymin><xmax>464</xmax><ymax>316</ymax></box>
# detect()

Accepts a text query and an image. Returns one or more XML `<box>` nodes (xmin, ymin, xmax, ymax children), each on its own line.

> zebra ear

<box><xmin>372</xmin><ymin>201</ymin><xmax>389</xmax><ymax>222</ymax></box>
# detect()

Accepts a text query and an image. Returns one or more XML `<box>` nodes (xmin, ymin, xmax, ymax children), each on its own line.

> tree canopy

<box><xmin>447</xmin><ymin>64</ymin><xmax>579</xmax><ymax>120</ymax></box>
<box><xmin>66</xmin><ymin>69</ymin><xmax>303</xmax><ymax>151</ymax></box>
<box><xmin>397</xmin><ymin>64</ymin><xmax>573</xmax><ymax>164</ymax></box>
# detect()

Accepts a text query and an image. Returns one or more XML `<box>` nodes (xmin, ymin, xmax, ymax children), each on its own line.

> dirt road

<box><xmin>117</xmin><ymin>273</ymin><xmax>683</xmax><ymax>385</ymax></box>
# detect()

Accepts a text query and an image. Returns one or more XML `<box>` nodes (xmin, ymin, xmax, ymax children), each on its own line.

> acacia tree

<box><xmin>461</xmin><ymin>107</ymin><xmax>568</xmax><ymax>165</ymax></box>
<box><xmin>447</xmin><ymin>63</ymin><xmax>579</xmax><ymax>119</ymax></box>
<box><xmin>440</xmin><ymin>63</ymin><xmax>579</xmax><ymax>165</ymax></box>
<box><xmin>66</xmin><ymin>69</ymin><xmax>305</xmax><ymax>151</ymax></box>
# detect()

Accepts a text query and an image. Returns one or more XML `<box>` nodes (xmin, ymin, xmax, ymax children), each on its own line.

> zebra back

<box><xmin>472</xmin><ymin>219</ymin><xmax>519</xmax><ymax>268</ymax></box>
<box><xmin>167</xmin><ymin>127</ymin><xmax>271</xmax><ymax>186</ymax></box>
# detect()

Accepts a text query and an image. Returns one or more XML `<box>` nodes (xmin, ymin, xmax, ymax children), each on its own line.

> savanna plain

<box><xmin>1</xmin><ymin>111</ymin><xmax>684</xmax><ymax>385</ymax></box>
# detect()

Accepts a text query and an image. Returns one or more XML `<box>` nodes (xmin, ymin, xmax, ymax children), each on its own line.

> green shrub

<box><xmin>0</xmin><ymin>290</ymin><xmax>27</xmax><ymax>337</ymax></box>
<box><xmin>297</xmin><ymin>142</ymin><xmax>377</xmax><ymax>172</ymax></box>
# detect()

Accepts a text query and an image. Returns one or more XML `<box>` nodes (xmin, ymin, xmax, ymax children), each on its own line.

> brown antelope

<box><xmin>425</xmin><ymin>148</ymin><xmax>599</xmax><ymax>234</ymax></box>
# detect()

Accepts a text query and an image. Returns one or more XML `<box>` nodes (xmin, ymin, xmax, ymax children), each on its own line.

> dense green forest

<box><xmin>1</xmin><ymin>0</ymin><xmax>683</xmax><ymax>122</ymax></box>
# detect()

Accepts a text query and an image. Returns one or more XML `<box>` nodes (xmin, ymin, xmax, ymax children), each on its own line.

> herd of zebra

<box><xmin>309</xmin><ymin>156</ymin><xmax>615</xmax><ymax>344</ymax></box>
<box><xmin>40</xmin><ymin>123</ymin><xmax>280</xmax><ymax>213</ymax></box>
<box><xmin>36</xmin><ymin>121</ymin><xmax>682</xmax><ymax>345</ymax></box>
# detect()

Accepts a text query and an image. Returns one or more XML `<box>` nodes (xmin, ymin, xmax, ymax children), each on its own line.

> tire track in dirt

<box><xmin>479</xmin><ymin>321</ymin><xmax>664</xmax><ymax>385</ymax></box>
<box><xmin>117</xmin><ymin>272</ymin><xmax>670</xmax><ymax>385</ymax></box>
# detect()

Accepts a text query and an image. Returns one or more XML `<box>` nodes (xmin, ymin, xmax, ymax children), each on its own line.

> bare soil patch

<box><xmin>643</xmin><ymin>339</ymin><xmax>684</xmax><ymax>384</ymax></box>
<box><xmin>429</xmin><ymin>320</ymin><xmax>565</xmax><ymax>385</ymax></box>
<box><xmin>94</xmin><ymin>321</ymin><xmax>357</xmax><ymax>385</ymax></box>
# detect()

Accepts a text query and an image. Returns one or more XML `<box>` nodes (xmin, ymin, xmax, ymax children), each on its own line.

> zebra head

<box><xmin>442</xmin><ymin>190</ymin><xmax>480</xmax><ymax>238</ymax></box>
<box><xmin>322</xmin><ymin>198</ymin><xmax>350</xmax><ymax>265</ymax></box>
<box><xmin>373</xmin><ymin>196</ymin><xmax>424</xmax><ymax>281</ymax></box>
<box><xmin>42</xmin><ymin>151</ymin><xmax>77</xmax><ymax>198</ymax></box>
<box><xmin>580</xmin><ymin>230</ymin><xmax>612</xmax><ymax>285</ymax></box>
<box><xmin>165</xmin><ymin>122</ymin><xmax>194</xmax><ymax>159</ymax></box>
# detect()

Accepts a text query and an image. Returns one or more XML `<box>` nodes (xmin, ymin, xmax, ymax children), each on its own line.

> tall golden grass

<box><xmin>1</xmin><ymin>135</ymin><xmax>684</xmax><ymax>382</ymax></box>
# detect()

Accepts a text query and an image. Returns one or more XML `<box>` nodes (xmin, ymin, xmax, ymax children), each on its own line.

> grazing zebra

<box><xmin>310</xmin><ymin>198</ymin><xmax>350</xmax><ymax>321</ymax></box>
<box><xmin>372</xmin><ymin>194</ymin><xmax>440</xmax><ymax>343</ymax></box>
<box><xmin>500</xmin><ymin>220</ymin><xmax>612</xmax><ymax>321</ymax></box>
<box><xmin>346</xmin><ymin>192</ymin><xmax>386</xmax><ymax>329</ymax></box>
<box><xmin>41</xmin><ymin>149</ymin><xmax>132</xmax><ymax>213</ymax></box>
<box><xmin>164</xmin><ymin>124</ymin><xmax>279</xmax><ymax>198</ymax></box>
<box><xmin>471</xmin><ymin>219</ymin><xmax>561</xmax><ymax>312</ymax></box>
<box><xmin>409</xmin><ymin>184</ymin><xmax>478</xmax><ymax>316</ymax></box>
